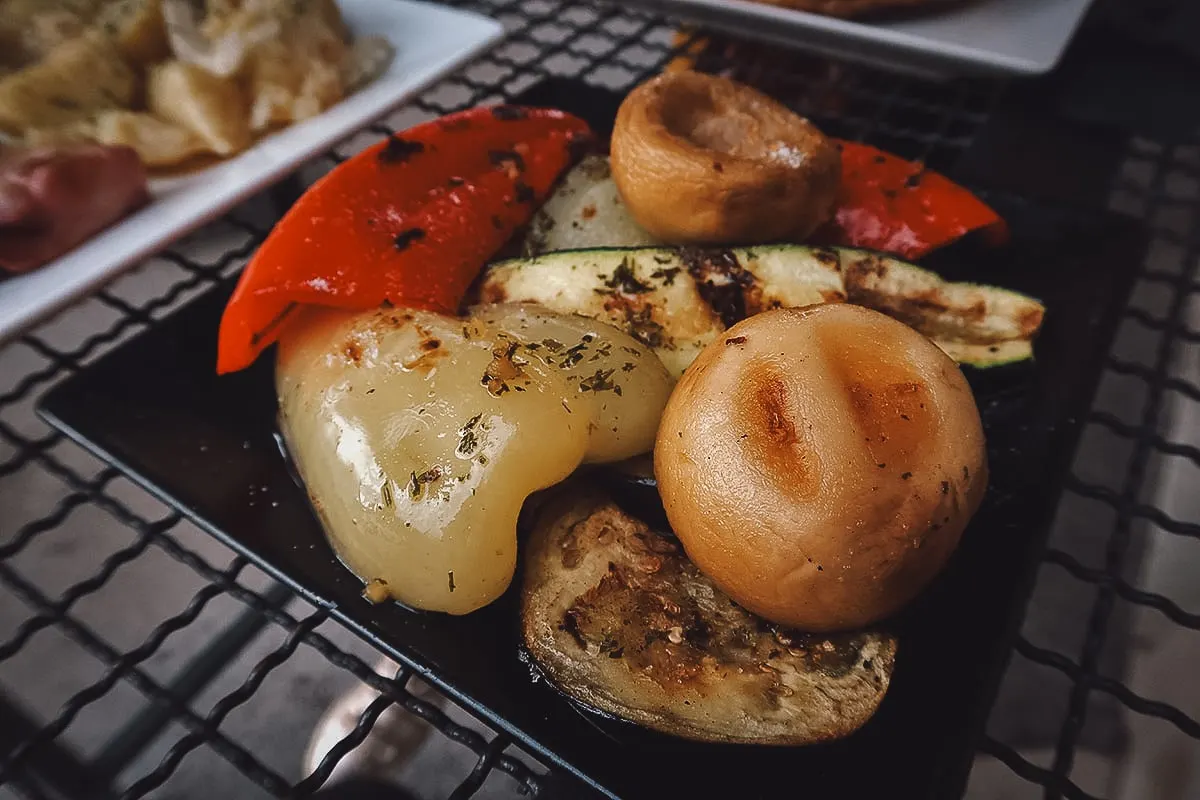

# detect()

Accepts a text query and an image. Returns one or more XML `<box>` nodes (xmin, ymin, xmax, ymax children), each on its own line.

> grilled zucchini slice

<box><xmin>515</xmin><ymin>155</ymin><xmax>1043</xmax><ymax>369</ymax></box>
<box><xmin>479</xmin><ymin>245</ymin><xmax>1043</xmax><ymax>373</ymax></box>
<box><xmin>840</xmin><ymin>250</ymin><xmax>1045</xmax><ymax>346</ymax></box>
<box><xmin>483</xmin><ymin>245</ymin><xmax>845</xmax><ymax>377</ymax></box>
<box><xmin>524</xmin><ymin>154</ymin><xmax>660</xmax><ymax>256</ymax></box>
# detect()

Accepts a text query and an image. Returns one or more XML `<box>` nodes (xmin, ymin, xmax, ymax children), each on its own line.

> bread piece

<box><xmin>521</xmin><ymin>483</ymin><xmax>897</xmax><ymax>744</ymax></box>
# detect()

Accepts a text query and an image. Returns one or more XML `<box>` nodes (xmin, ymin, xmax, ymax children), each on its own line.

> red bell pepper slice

<box><xmin>216</xmin><ymin>106</ymin><xmax>591</xmax><ymax>375</ymax></box>
<box><xmin>815</xmin><ymin>140</ymin><xmax>1008</xmax><ymax>260</ymax></box>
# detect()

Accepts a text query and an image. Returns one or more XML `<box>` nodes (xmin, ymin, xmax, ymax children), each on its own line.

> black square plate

<box><xmin>39</xmin><ymin>80</ymin><xmax>1145</xmax><ymax>799</ymax></box>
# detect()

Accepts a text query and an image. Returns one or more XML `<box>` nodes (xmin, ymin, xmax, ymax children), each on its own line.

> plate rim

<box><xmin>623</xmin><ymin>0</ymin><xmax>1097</xmax><ymax>77</ymax></box>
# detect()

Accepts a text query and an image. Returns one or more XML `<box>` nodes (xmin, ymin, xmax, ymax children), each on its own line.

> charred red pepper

<box><xmin>216</xmin><ymin>106</ymin><xmax>591</xmax><ymax>374</ymax></box>
<box><xmin>815</xmin><ymin>141</ymin><xmax>1007</xmax><ymax>260</ymax></box>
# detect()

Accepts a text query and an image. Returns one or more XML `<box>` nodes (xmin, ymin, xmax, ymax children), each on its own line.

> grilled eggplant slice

<box><xmin>480</xmin><ymin>245</ymin><xmax>1044</xmax><ymax>374</ymax></box>
<box><xmin>522</xmin><ymin>484</ymin><xmax>897</xmax><ymax>744</ymax></box>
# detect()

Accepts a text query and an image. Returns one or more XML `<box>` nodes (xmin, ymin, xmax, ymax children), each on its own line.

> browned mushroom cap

<box><xmin>610</xmin><ymin>71</ymin><xmax>841</xmax><ymax>245</ymax></box>
<box><xmin>654</xmin><ymin>303</ymin><xmax>988</xmax><ymax>631</ymax></box>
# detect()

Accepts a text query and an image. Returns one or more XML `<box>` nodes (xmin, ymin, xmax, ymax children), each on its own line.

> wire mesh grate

<box><xmin>977</xmin><ymin>112</ymin><xmax>1200</xmax><ymax>798</ymax></box>
<box><xmin>1</xmin><ymin>0</ymin><xmax>1198</xmax><ymax>798</ymax></box>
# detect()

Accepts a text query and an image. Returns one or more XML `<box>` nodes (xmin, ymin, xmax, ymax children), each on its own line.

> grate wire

<box><xmin>0</xmin><ymin>0</ymin><xmax>1198</xmax><ymax>798</ymax></box>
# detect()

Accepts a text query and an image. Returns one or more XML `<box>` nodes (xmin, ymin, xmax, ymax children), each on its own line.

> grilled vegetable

<box><xmin>655</xmin><ymin>304</ymin><xmax>988</xmax><ymax>631</ymax></box>
<box><xmin>609</xmin><ymin>71</ymin><xmax>842</xmax><ymax>245</ymax></box>
<box><xmin>524</xmin><ymin>155</ymin><xmax>656</xmax><ymax>257</ymax></box>
<box><xmin>522</xmin><ymin>483</ymin><xmax>897</xmax><ymax>744</ymax></box>
<box><xmin>483</xmin><ymin>245</ymin><xmax>844</xmax><ymax>376</ymax></box>
<box><xmin>217</xmin><ymin>106</ymin><xmax>592</xmax><ymax>374</ymax></box>
<box><xmin>523</xmin><ymin>154</ymin><xmax>659</xmax><ymax>256</ymax></box>
<box><xmin>525</xmin><ymin>152</ymin><xmax>1004</xmax><ymax>261</ymax></box>
<box><xmin>479</xmin><ymin>245</ymin><xmax>1043</xmax><ymax>373</ymax></box>
<box><xmin>812</xmin><ymin>141</ymin><xmax>1007</xmax><ymax>260</ymax></box>
<box><xmin>276</xmin><ymin>303</ymin><xmax>671</xmax><ymax>615</ymax></box>
<box><xmin>0</xmin><ymin>34</ymin><xmax>136</xmax><ymax>134</ymax></box>
<box><xmin>839</xmin><ymin>251</ymin><xmax>1044</xmax><ymax>356</ymax></box>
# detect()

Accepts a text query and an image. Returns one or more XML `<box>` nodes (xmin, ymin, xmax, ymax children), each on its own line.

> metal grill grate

<box><xmin>975</xmin><ymin>129</ymin><xmax>1200</xmax><ymax>799</ymax></box>
<box><xmin>1</xmin><ymin>0</ymin><xmax>1197</xmax><ymax>798</ymax></box>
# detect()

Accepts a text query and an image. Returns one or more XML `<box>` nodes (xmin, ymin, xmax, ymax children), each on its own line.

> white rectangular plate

<box><xmin>0</xmin><ymin>0</ymin><xmax>504</xmax><ymax>345</ymax></box>
<box><xmin>634</xmin><ymin>0</ymin><xmax>1095</xmax><ymax>77</ymax></box>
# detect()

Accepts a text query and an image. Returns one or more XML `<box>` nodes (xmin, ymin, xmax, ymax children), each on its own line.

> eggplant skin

<box><xmin>521</xmin><ymin>483</ymin><xmax>897</xmax><ymax>745</ymax></box>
